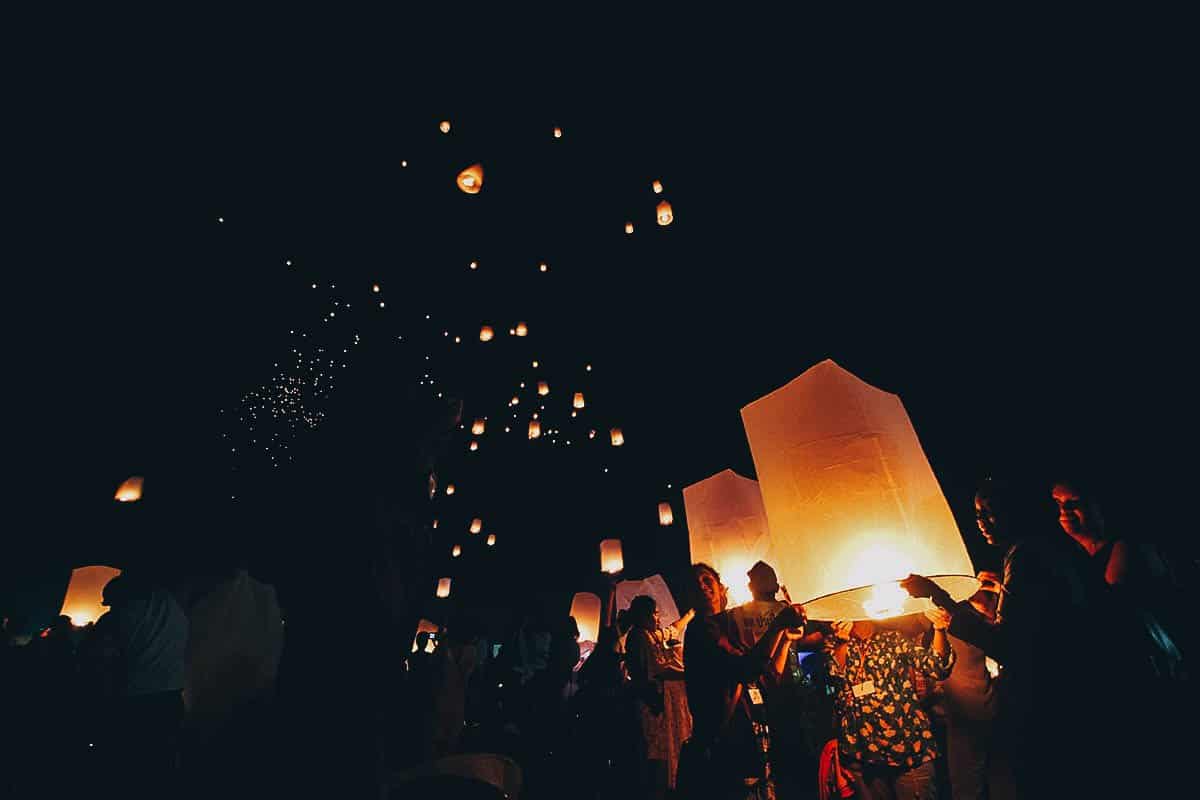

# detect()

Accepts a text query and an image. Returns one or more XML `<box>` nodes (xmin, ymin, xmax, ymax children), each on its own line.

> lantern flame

<box><xmin>861</xmin><ymin>581</ymin><xmax>910</xmax><ymax>620</ymax></box>
<box><xmin>656</xmin><ymin>200</ymin><xmax>674</xmax><ymax>226</ymax></box>
<box><xmin>114</xmin><ymin>476</ymin><xmax>144</xmax><ymax>503</ymax></box>
<box><xmin>456</xmin><ymin>163</ymin><xmax>484</xmax><ymax>194</ymax></box>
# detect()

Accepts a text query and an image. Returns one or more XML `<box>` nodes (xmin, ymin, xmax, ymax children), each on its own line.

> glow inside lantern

<box><xmin>515</xmin><ymin>322</ymin><xmax>528</xmax><ymax>337</ymax></box>
<box><xmin>683</xmin><ymin>469</ymin><xmax>774</xmax><ymax>608</ymax></box>
<box><xmin>610</xmin><ymin>428</ymin><xmax>624</xmax><ymax>446</ymax></box>
<box><xmin>479</xmin><ymin>326</ymin><xmax>494</xmax><ymax>342</ymax></box>
<box><xmin>656</xmin><ymin>200</ymin><xmax>673</xmax><ymax>226</ymax></box>
<box><xmin>600</xmin><ymin>539</ymin><xmax>624</xmax><ymax>574</ymax></box>
<box><xmin>486</xmin><ymin>534</ymin><xmax>496</xmax><ymax>546</ymax></box>
<box><xmin>470</xmin><ymin>518</ymin><xmax>483</xmax><ymax>534</ymax></box>
<box><xmin>436</xmin><ymin>578</ymin><xmax>452</xmax><ymax>598</ymax></box>
<box><xmin>528</xmin><ymin>420</ymin><xmax>541</xmax><ymax>439</ymax></box>
<box><xmin>537</xmin><ymin>381</ymin><xmax>550</xmax><ymax>396</ymax></box>
<box><xmin>658</xmin><ymin>502</ymin><xmax>674</xmax><ymax>526</ymax></box>
<box><xmin>472</xmin><ymin>418</ymin><xmax>486</xmax><ymax>435</ymax></box>
<box><xmin>456</xmin><ymin>163</ymin><xmax>484</xmax><ymax>194</ymax></box>
<box><xmin>114</xmin><ymin>476</ymin><xmax>144</xmax><ymax>503</ymax></box>
<box><xmin>740</xmin><ymin>359</ymin><xmax>977</xmax><ymax>620</ymax></box>
<box><xmin>569</xmin><ymin>592</ymin><xmax>602</xmax><ymax>644</ymax></box>
<box><xmin>60</xmin><ymin>565</ymin><xmax>121</xmax><ymax>626</ymax></box>
<box><xmin>652</xmin><ymin>179</ymin><xmax>663</xmax><ymax>194</ymax></box>
<box><xmin>451</xmin><ymin>544</ymin><xmax>462</xmax><ymax>557</ymax></box>
<box><xmin>573</xmin><ymin>392</ymin><xmax>585</xmax><ymax>409</ymax></box>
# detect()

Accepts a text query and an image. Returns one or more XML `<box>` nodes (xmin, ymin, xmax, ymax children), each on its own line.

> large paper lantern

<box><xmin>472</xmin><ymin>418</ymin><xmax>486</xmax><ymax>435</ymax></box>
<box><xmin>616</xmin><ymin>574</ymin><xmax>682</xmax><ymax>626</ymax></box>
<box><xmin>456</xmin><ymin>163</ymin><xmax>484</xmax><ymax>194</ymax></box>
<box><xmin>470</xmin><ymin>518</ymin><xmax>483</xmax><ymax>534</ymax></box>
<box><xmin>741</xmin><ymin>359</ymin><xmax>976</xmax><ymax>620</ymax></box>
<box><xmin>569</xmin><ymin>592</ymin><xmax>602</xmax><ymax>643</ymax></box>
<box><xmin>656</xmin><ymin>200</ymin><xmax>673</xmax><ymax>226</ymax></box>
<box><xmin>610</xmin><ymin>428</ymin><xmax>624</xmax><ymax>446</ymax></box>
<box><xmin>436</xmin><ymin>578</ymin><xmax>452</xmax><ymax>598</ymax></box>
<box><xmin>600</xmin><ymin>539</ymin><xmax>624</xmax><ymax>574</ymax></box>
<box><xmin>114</xmin><ymin>476</ymin><xmax>144</xmax><ymax>502</ymax></box>
<box><xmin>537</xmin><ymin>381</ymin><xmax>550</xmax><ymax>396</ymax></box>
<box><xmin>573</xmin><ymin>392</ymin><xmax>585</xmax><ymax>409</ymax></box>
<box><xmin>683</xmin><ymin>469</ymin><xmax>774</xmax><ymax>608</ymax></box>
<box><xmin>59</xmin><ymin>565</ymin><xmax>121</xmax><ymax>625</ymax></box>
<box><xmin>528</xmin><ymin>419</ymin><xmax>541</xmax><ymax>439</ymax></box>
<box><xmin>658</xmin><ymin>502</ymin><xmax>674</xmax><ymax>526</ymax></box>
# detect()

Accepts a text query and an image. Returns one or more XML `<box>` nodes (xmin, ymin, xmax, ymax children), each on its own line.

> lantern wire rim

<box><xmin>798</xmin><ymin>573</ymin><xmax>980</xmax><ymax>622</ymax></box>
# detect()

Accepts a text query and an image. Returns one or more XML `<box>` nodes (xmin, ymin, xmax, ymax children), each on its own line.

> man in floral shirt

<box><xmin>823</xmin><ymin>609</ymin><xmax>954</xmax><ymax>800</ymax></box>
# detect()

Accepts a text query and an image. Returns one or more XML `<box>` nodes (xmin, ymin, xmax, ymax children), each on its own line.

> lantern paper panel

<box><xmin>658</xmin><ymin>502</ymin><xmax>674</xmax><ymax>526</ymax></box>
<box><xmin>615</xmin><ymin>574</ymin><xmax>682</xmax><ymax>627</ymax></box>
<box><xmin>114</xmin><ymin>476</ymin><xmax>144</xmax><ymax>502</ymax></box>
<box><xmin>682</xmin><ymin>469</ymin><xmax>774</xmax><ymax>608</ymax></box>
<box><xmin>599</xmin><ymin>539</ymin><xmax>624</xmax><ymax>574</ymax></box>
<box><xmin>569</xmin><ymin>592</ymin><xmax>602</xmax><ymax>644</ymax></box>
<box><xmin>457</xmin><ymin>163</ymin><xmax>484</xmax><ymax>194</ymax></box>
<box><xmin>740</xmin><ymin>359</ymin><xmax>976</xmax><ymax>621</ymax></box>
<box><xmin>436</xmin><ymin>577</ymin><xmax>452</xmax><ymax>598</ymax></box>
<box><xmin>59</xmin><ymin>565</ymin><xmax>122</xmax><ymax>626</ymax></box>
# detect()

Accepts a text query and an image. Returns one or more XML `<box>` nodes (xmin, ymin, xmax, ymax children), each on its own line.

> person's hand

<box><xmin>977</xmin><ymin>571</ymin><xmax>1002</xmax><ymax>593</ymax></box>
<box><xmin>831</xmin><ymin>620</ymin><xmax>853</xmax><ymax>641</ymax></box>
<box><xmin>924</xmin><ymin>607</ymin><xmax>952</xmax><ymax>630</ymax></box>
<box><xmin>901</xmin><ymin>574</ymin><xmax>952</xmax><ymax>608</ymax></box>
<box><xmin>774</xmin><ymin>604</ymin><xmax>806</xmax><ymax>632</ymax></box>
<box><xmin>784</xmin><ymin>629</ymin><xmax>808</xmax><ymax>642</ymax></box>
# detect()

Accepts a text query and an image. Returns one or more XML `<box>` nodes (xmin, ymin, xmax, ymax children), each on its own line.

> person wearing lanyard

<box><xmin>824</xmin><ymin>610</ymin><xmax>954</xmax><ymax>800</ymax></box>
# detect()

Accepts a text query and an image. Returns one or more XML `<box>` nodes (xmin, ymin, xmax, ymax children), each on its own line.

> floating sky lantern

<box><xmin>528</xmin><ymin>419</ymin><xmax>541</xmax><ymax>439</ymax></box>
<box><xmin>468</xmin><ymin>440</ymin><xmax>478</xmax><ymax>452</ymax></box>
<box><xmin>470</xmin><ymin>518</ymin><xmax>483</xmax><ymax>534</ymax></box>
<box><xmin>740</xmin><ymin>359</ymin><xmax>977</xmax><ymax>620</ymax></box>
<box><xmin>588</xmin><ymin>430</ymin><xmax>596</xmax><ymax>439</ymax></box>
<box><xmin>553</xmin><ymin>126</ymin><xmax>562</xmax><ymax>138</ymax></box>
<box><xmin>569</xmin><ymin>592</ymin><xmax>602</xmax><ymax>644</ymax></box>
<box><xmin>537</xmin><ymin>381</ymin><xmax>550</xmax><ymax>396</ymax></box>
<box><xmin>539</xmin><ymin>263</ymin><xmax>548</xmax><ymax>273</ymax></box>
<box><xmin>372</xmin><ymin>284</ymin><xmax>380</xmax><ymax>293</ymax></box>
<box><xmin>486</xmin><ymin>534</ymin><xmax>496</xmax><ymax>546</ymax></box>
<box><xmin>658</xmin><ymin>502</ymin><xmax>674</xmax><ymax>526</ymax></box>
<box><xmin>625</xmin><ymin>222</ymin><xmax>634</xmax><ymax>234</ymax></box>
<box><xmin>114</xmin><ymin>476</ymin><xmax>144</xmax><ymax>503</ymax></box>
<box><xmin>479</xmin><ymin>326</ymin><xmax>495</xmax><ymax>342</ymax></box>
<box><xmin>573</xmin><ymin>392</ymin><xmax>585</xmax><ymax>409</ymax></box>
<box><xmin>610</xmin><ymin>428</ymin><xmax>624</xmax><ymax>446</ymax></box>
<box><xmin>656</xmin><ymin>200</ymin><xmax>673</xmax><ymax>226</ymax></box>
<box><xmin>452</xmin><ymin>544</ymin><xmax>462</xmax><ymax>557</ymax></box>
<box><xmin>439</xmin><ymin>120</ymin><xmax>451</xmax><ymax>133</ymax></box>
<box><xmin>432</xmin><ymin>519</ymin><xmax>439</xmax><ymax>529</ymax></box>
<box><xmin>600</xmin><ymin>539</ymin><xmax>624</xmax><ymax>574</ymax></box>
<box><xmin>652</xmin><ymin>179</ymin><xmax>663</xmax><ymax>194</ymax></box>
<box><xmin>683</xmin><ymin>469</ymin><xmax>774</xmax><ymax>608</ymax></box>
<box><xmin>436</xmin><ymin>578</ymin><xmax>452</xmax><ymax>598</ymax></box>
<box><xmin>472</xmin><ymin>418</ymin><xmax>486</xmax><ymax>435</ymax></box>
<box><xmin>445</xmin><ymin>484</ymin><xmax>456</xmax><ymax>496</ymax></box>
<box><xmin>59</xmin><ymin>565</ymin><xmax>121</xmax><ymax>626</ymax></box>
<box><xmin>469</xmin><ymin>261</ymin><xmax>478</xmax><ymax>270</ymax></box>
<box><xmin>515</xmin><ymin>322</ymin><xmax>528</xmax><ymax>337</ymax></box>
<box><xmin>511</xmin><ymin>395</ymin><xmax>520</xmax><ymax>406</ymax></box>
<box><xmin>456</xmin><ymin>163</ymin><xmax>484</xmax><ymax>194</ymax></box>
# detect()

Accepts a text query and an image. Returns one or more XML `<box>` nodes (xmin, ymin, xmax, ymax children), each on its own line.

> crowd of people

<box><xmin>2</xmin><ymin>475</ymin><xmax>1193</xmax><ymax>799</ymax></box>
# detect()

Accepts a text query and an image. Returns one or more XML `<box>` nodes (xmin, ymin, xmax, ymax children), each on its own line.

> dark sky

<box><xmin>11</xmin><ymin>39</ymin><xmax>1187</xmax><ymax>622</ymax></box>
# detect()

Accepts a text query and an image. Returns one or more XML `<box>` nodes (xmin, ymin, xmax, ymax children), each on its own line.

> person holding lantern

<box><xmin>625</xmin><ymin>595</ymin><xmax>690</xmax><ymax>799</ymax></box>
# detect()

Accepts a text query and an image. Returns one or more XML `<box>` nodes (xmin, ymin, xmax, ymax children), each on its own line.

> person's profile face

<box><xmin>975</xmin><ymin>494</ymin><xmax>1005</xmax><ymax>546</ymax></box>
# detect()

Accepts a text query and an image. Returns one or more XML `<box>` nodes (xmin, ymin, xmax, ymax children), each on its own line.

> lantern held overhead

<box><xmin>59</xmin><ymin>565</ymin><xmax>121</xmax><ymax>626</ymax></box>
<box><xmin>658</xmin><ymin>502</ymin><xmax>674</xmax><ymax>526</ymax></box>
<box><xmin>600</xmin><ymin>539</ymin><xmax>624</xmax><ymax>574</ymax></box>
<box><xmin>656</xmin><ymin>200</ymin><xmax>673</xmax><ymax>226</ymax></box>
<box><xmin>569</xmin><ymin>592</ymin><xmax>602</xmax><ymax>644</ymax></box>
<box><xmin>436</xmin><ymin>578</ymin><xmax>452</xmax><ymax>598</ymax></box>
<box><xmin>683</xmin><ymin>469</ymin><xmax>774</xmax><ymax>608</ymax></box>
<box><xmin>456</xmin><ymin>163</ymin><xmax>484</xmax><ymax>194</ymax></box>
<box><xmin>114</xmin><ymin>476</ymin><xmax>144</xmax><ymax>503</ymax></box>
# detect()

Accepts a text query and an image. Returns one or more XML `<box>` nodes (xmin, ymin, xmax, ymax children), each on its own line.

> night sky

<box><xmin>11</xmin><ymin>46</ymin><xmax>1185</xmax><ymax>628</ymax></box>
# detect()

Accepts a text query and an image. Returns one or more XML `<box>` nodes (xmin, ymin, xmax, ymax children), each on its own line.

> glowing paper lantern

<box><xmin>468</xmin><ymin>440</ymin><xmax>479</xmax><ymax>452</ymax></box>
<box><xmin>537</xmin><ymin>381</ymin><xmax>550</xmax><ymax>396</ymax></box>
<box><xmin>436</xmin><ymin>578</ymin><xmax>452</xmax><ymax>598</ymax></box>
<box><xmin>511</xmin><ymin>395</ymin><xmax>520</xmax><ymax>406</ymax></box>
<box><xmin>445</xmin><ymin>484</ymin><xmax>456</xmax><ymax>496</ymax></box>
<box><xmin>515</xmin><ymin>322</ymin><xmax>528</xmax><ymax>337</ymax></box>
<box><xmin>658</xmin><ymin>502</ymin><xmax>674</xmax><ymax>526</ymax></box>
<box><xmin>683</xmin><ymin>469</ymin><xmax>774</xmax><ymax>608</ymax></box>
<box><xmin>588</xmin><ymin>430</ymin><xmax>596</xmax><ymax>439</ymax></box>
<box><xmin>573</xmin><ymin>392</ymin><xmax>585</xmax><ymax>409</ymax></box>
<box><xmin>656</xmin><ymin>200</ymin><xmax>674</xmax><ymax>226</ymax></box>
<box><xmin>479</xmin><ymin>326</ymin><xmax>495</xmax><ymax>342</ymax></box>
<box><xmin>616</xmin><ymin>574</ymin><xmax>681</xmax><ymax>626</ymax></box>
<box><xmin>528</xmin><ymin>419</ymin><xmax>541</xmax><ymax>439</ymax></box>
<box><xmin>439</xmin><ymin>120</ymin><xmax>451</xmax><ymax>133</ymax></box>
<box><xmin>432</xmin><ymin>519</ymin><xmax>439</xmax><ymax>529</ymax></box>
<box><xmin>740</xmin><ymin>359</ymin><xmax>977</xmax><ymax>620</ymax></box>
<box><xmin>553</xmin><ymin>126</ymin><xmax>562</xmax><ymax>138</ymax></box>
<box><xmin>652</xmin><ymin>179</ymin><xmax>663</xmax><ymax>194</ymax></box>
<box><xmin>472</xmin><ymin>418</ymin><xmax>486</xmax><ymax>435</ymax></box>
<box><xmin>625</xmin><ymin>222</ymin><xmax>634</xmax><ymax>234</ymax></box>
<box><xmin>114</xmin><ymin>476</ymin><xmax>144</xmax><ymax>503</ymax></box>
<box><xmin>569</xmin><ymin>592</ymin><xmax>602</xmax><ymax>643</ymax></box>
<box><xmin>600</xmin><ymin>539</ymin><xmax>624</xmax><ymax>574</ymax></box>
<box><xmin>452</xmin><ymin>545</ymin><xmax>462</xmax><ymax>557</ymax></box>
<box><xmin>59</xmin><ymin>565</ymin><xmax>121</xmax><ymax>626</ymax></box>
<box><xmin>470</xmin><ymin>518</ymin><xmax>483</xmax><ymax>534</ymax></box>
<box><xmin>456</xmin><ymin>163</ymin><xmax>484</xmax><ymax>194</ymax></box>
<box><xmin>610</xmin><ymin>428</ymin><xmax>624</xmax><ymax>446</ymax></box>
<box><xmin>486</xmin><ymin>534</ymin><xmax>496</xmax><ymax>546</ymax></box>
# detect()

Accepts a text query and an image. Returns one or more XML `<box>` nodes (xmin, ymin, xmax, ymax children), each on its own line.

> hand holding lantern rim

<box><xmin>900</xmin><ymin>574</ymin><xmax>953</xmax><ymax>609</ymax></box>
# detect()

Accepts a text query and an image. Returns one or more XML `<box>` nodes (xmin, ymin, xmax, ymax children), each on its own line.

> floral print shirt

<box><xmin>824</xmin><ymin>629</ymin><xmax>955</xmax><ymax>768</ymax></box>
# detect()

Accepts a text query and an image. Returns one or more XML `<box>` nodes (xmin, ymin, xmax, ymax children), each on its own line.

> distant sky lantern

<box><xmin>569</xmin><ymin>592</ymin><xmax>603</xmax><ymax>643</ymax></box>
<box><xmin>553</xmin><ymin>126</ymin><xmax>562</xmax><ymax>138</ymax></box>
<box><xmin>436</xmin><ymin>578</ymin><xmax>452</xmax><ymax>598</ymax></box>
<box><xmin>528</xmin><ymin>419</ymin><xmax>541</xmax><ymax>439</ymax></box>
<box><xmin>600</xmin><ymin>539</ymin><xmax>624</xmax><ymax>574</ymax></box>
<box><xmin>469</xmin><ymin>261</ymin><xmax>478</xmax><ymax>270</ymax></box>
<box><xmin>479</xmin><ymin>326</ymin><xmax>494</xmax><ymax>342</ymax></box>
<box><xmin>652</xmin><ymin>179</ymin><xmax>663</xmax><ymax>194</ymax></box>
<box><xmin>470</xmin><ymin>518</ymin><xmax>483</xmax><ymax>534</ymax></box>
<box><xmin>539</xmin><ymin>263</ymin><xmax>548</xmax><ymax>273</ymax></box>
<box><xmin>625</xmin><ymin>222</ymin><xmax>634</xmax><ymax>234</ymax></box>
<box><xmin>114</xmin><ymin>476</ymin><xmax>144</xmax><ymax>503</ymax></box>
<box><xmin>472</xmin><ymin>418</ymin><xmax>486</xmax><ymax>435</ymax></box>
<box><xmin>60</xmin><ymin>565</ymin><xmax>121</xmax><ymax>626</ymax></box>
<box><xmin>573</xmin><ymin>392</ymin><xmax>585</xmax><ymax>409</ymax></box>
<box><xmin>511</xmin><ymin>395</ymin><xmax>520</xmax><ymax>406</ymax></box>
<box><xmin>432</xmin><ymin>519</ymin><xmax>439</xmax><ymax>529</ymax></box>
<box><xmin>468</xmin><ymin>440</ymin><xmax>478</xmax><ymax>452</ymax></box>
<box><xmin>445</xmin><ymin>484</ymin><xmax>456</xmax><ymax>496</ymax></box>
<box><xmin>515</xmin><ymin>322</ymin><xmax>528</xmax><ymax>337</ymax></box>
<box><xmin>486</xmin><ymin>534</ymin><xmax>496</xmax><ymax>546</ymax></box>
<box><xmin>588</xmin><ymin>429</ymin><xmax>596</xmax><ymax>439</ymax></box>
<box><xmin>439</xmin><ymin>120</ymin><xmax>451</xmax><ymax>133</ymax></box>
<box><xmin>456</xmin><ymin>163</ymin><xmax>484</xmax><ymax>194</ymax></box>
<box><xmin>656</xmin><ymin>200</ymin><xmax>674</xmax><ymax>226</ymax></box>
<box><xmin>658</xmin><ymin>502</ymin><xmax>674</xmax><ymax>526</ymax></box>
<box><xmin>372</xmin><ymin>284</ymin><xmax>380</xmax><ymax>293</ymax></box>
<box><xmin>683</xmin><ymin>469</ymin><xmax>774</xmax><ymax>608</ymax></box>
<box><xmin>537</xmin><ymin>381</ymin><xmax>550</xmax><ymax>396</ymax></box>
<box><xmin>741</xmin><ymin>359</ymin><xmax>977</xmax><ymax>620</ymax></box>
<box><xmin>451</xmin><ymin>544</ymin><xmax>462</xmax><ymax>557</ymax></box>
<box><xmin>610</xmin><ymin>428</ymin><xmax>624</xmax><ymax>446</ymax></box>
<box><xmin>532</xmin><ymin>360</ymin><xmax>539</xmax><ymax>368</ymax></box>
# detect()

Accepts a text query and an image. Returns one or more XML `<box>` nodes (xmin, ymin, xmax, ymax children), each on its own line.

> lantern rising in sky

<box><xmin>573</xmin><ymin>392</ymin><xmax>585</xmax><ymax>409</ymax></box>
<box><xmin>445</xmin><ymin>484</ymin><xmax>456</xmax><ymax>496</ymax></box>
<box><xmin>652</xmin><ymin>179</ymin><xmax>663</xmax><ymax>194</ymax></box>
<box><xmin>537</xmin><ymin>381</ymin><xmax>550</xmax><ymax>396</ymax></box>
<box><xmin>528</xmin><ymin>419</ymin><xmax>541</xmax><ymax>439</ymax></box>
<box><xmin>470</xmin><ymin>518</ymin><xmax>483</xmax><ymax>534</ymax></box>
<box><xmin>553</xmin><ymin>126</ymin><xmax>562</xmax><ymax>138</ymax></box>
<box><xmin>486</xmin><ymin>534</ymin><xmax>496</xmax><ymax>546</ymax></box>
<box><xmin>468</xmin><ymin>440</ymin><xmax>478</xmax><ymax>452</ymax></box>
<box><xmin>451</xmin><ymin>544</ymin><xmax>462</xmax><ymax>557</ymax></box>
<box><xmin>600</xmin><ymin>539</ymin><xmax>624</xmax><ymax>574</ymax></box>
<box><xmin>656</xmin><ymin>200</ymin><xmax>673</xmax><ymax>226</ymax></box>
<box><xmin>439</xmin><ymin>120</ymin><xmax>451</xmax><ymax>133</ymax></box>
<box><xmin>610</xmin><ymin>428</ymin><xmax>624</xmax><ymax>446</ymax></box>
<box><xmin>658</xmin><ymin>502</ymin><xmax>674</xmax><ymax>526</ymax></box>
<box><xmin>479</xmin><ymin>325</ymin><xmax>495</xmax><ymax>342</ymax></box>
<box><xmin>741</xmin><ymin>359</ymin><xmax>977</xmax><ymax>620</ymax></box>
<box><xmin>59</xmin><ymin>565</ymin><xmax>121</xmax><ymax>626</ymax></box>
<box><xmin>114</xmin><ymin>476</ymin><xmax>144</xmax><ymax>503</ymax></box>
<box><xmin>569</xmin><ymin>592</ymin><xmax>602</xmax><ymax>644</ymax></box>
<box><xmin>472</xmin><ymin>418</ymin><xmax>486</xmax><ymax>435</ymax></box>
<box><xmin>683</xmin><ymin>469</ymin><xmax>773</xmax><ymax>608</ymax></box>
<box><xmin>625</xmin><ymin>222</ymin><xmax>634</xmax><ymax>234</ymax></box>
<box><xmin>456</xmin><ymin>163</ymin><xmax>484</xmax><ymax>194</ymax></box>
<box><xmin>515</xmin><ymin>322</ymin><xmax>528</xmax><ymax>337</ymax></box>
<box><xmin>436</xmin><ymin>578</ymin><xmax>452</xmax><ymax>598</ymax></box>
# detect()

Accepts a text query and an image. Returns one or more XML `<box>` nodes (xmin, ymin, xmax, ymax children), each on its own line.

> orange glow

<box><xmin>656</xmin><ymin>200</ymin><xmax>673</xmax><ymax>226</ymax></box>
<box><xmin>114</xmin><ymin>476</ymin><xmax>144</xmax><ymax>503</ymax></box>
<box><xmin>573</xmin><ymin>392</ymin><xmax>585</xmax><ymax>409</ymax></box>
<box><xmin>436</xmin><ymin>578</ymin><xmax>451</xmax><ymax>598</ymax></box>
<box><xmin>588</xmin><ymin>429</ymin><xmax>596</xmax><ymax>439</ymax></box>
<box><xmin>515</xmin><ymin>322</ymin><xmax>528</xmax><ymax>337</ymax></box>
<box><xmin>456</xmin><ymin>163</ymin><xmax>484</xmax><ymax>194</ymax></box>
<box><xmin>479</xmin><ymin>325</ymin><xmax>494</xmax><ymax>342</ymax></box>
<box><xmin>470</xmin><ymin>518</ymin><xmax>483</xmax><ymax>534</ymax></box>
<box><xmin>528</xmin><ymin>419</ymin><xmax>541</xmax><ymax>439</ymax></box>
<box><xmin>472</xmin><ymin>418</ymin><xmax>486</xmax><ymax>435</ymax></box>
<box><xmin>468</xmin><ymin>440</ymin><xmax>478</xmax><ymax>452</ymax></box>
<box><xmin>652</xmin><ymin>180</ymin><xmax>663</xmax><ymax>194</ymax></box>
<box><xmin>553</xmin><ymin>126</ymin><xmax>562</xmax><ymax>138</ymax></box>
<box><xmin>445</xmin><ymin>484</ymin><xmax>456</xmax><ymax>496</ymax></box>
<box><xmin>600</xmin><ymin>539</ymin><xmax>624</xmax><ymax>574</ymax></box>
<box><xmin>625</xmin><ymin>222</ymin><xmax>634</xmax><ymax>234</ymax></box>
<box><xmin>658</xmin><ymin>502</ymin><xmax>674</xmax><ymax>526</ymax></box>
<box><xmin>539</xmin><ymin>263</ymin><xmax>548</xmax><ymax>273</ymax></box>
<box><xmin>451</xmin><ymin>544</ymin><xmax>462</xmax><ymax>557</ymax></box>
<box><xmin>486</xmin><ymin>534</ymin><xmax>496</xmax><ymax>546</ymax></box>
<box><xmin>60</xmin><ymin>565</ymin><xmax>121</xmax><ymax>625</ymax></box>
<box><xmin>570</xmin><ymin>592</ymin><xmax>602</xmax><ymax>643</ymax></box>
<box><xmin>610</xmin><ymin>428</ymin><xmax>624</xmax><ymax>446</ymax></box>
<box><xmin>537</xmin><ymin>381</ymin><xmax>550</xmax><ymax>396</ymax></box>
